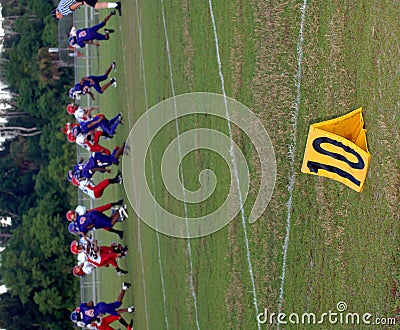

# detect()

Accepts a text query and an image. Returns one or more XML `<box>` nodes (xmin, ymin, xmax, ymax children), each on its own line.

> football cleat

<box><xmin>118</xmin><ymin>230</ymin><xmax>124</xmax><ymax>240</ymax></box>
<box><xmin>118</xmin><ymin>113</ymin><xmax>124</xmax><ymax>125</ymax></box>
<box><xmin>116</xmin><ymin>1</ymin><xmax>122</xmax><ymax>16</ymax></box>
<box><xmin>105</xmin><ymin>28</ymin><xmax>115</xmax><ymax>34</ymax></box>
<box><xmin>110</xmin><ymin>77</ymin><xmax>117</xmax><ymax>87</ymax></box>
<box><xmin>122</xmin><ymin>282</ymin><xmax>132</xmax><ymax>290</ymax></box>
<box><xmin>110</xmin><ymin>9</ymin><xmax>116</xmax><ymax>15</ymax></box>
<box><xmin>128</xmin><ymin>306</ymin><xmax>135</xmax><ymax>313</ymax></box>
<box><xmin>117</xmin><ymin>269</ymin><xmax>128</xmax><ymax>276</ymax></box>
<box><xmin>111</xmin><ymin>61</ymin><xmax>116</xmax><ymax>71</ymax></box>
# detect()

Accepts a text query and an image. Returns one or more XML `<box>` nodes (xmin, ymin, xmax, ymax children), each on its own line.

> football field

<box><xmin>88</xmin><ymin>1</ymin><xmax>399</xmax><ymax>329</ymax></box>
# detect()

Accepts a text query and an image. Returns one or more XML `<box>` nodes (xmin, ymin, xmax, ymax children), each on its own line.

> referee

<box><xmin>52</xmin><ymin>0</ymin><xmax>121</xmax><ymax>19</ymax></box>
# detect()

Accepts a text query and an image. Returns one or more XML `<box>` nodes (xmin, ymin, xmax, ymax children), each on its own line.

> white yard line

<box><xmin>160</xmin><ymin>1</ymin><xmax>201</xmax><ymax>329</ymax></box>
<box><xmin>118</xmin><ymin>16</ymin><xmax>150</xmax><ymax>330</ymax></box>
<box><xmin>134</xmin><ymin>3</ymin><xmax>170</xmax><ymax>329</ymax></box>
<box><xmin>277</xmin><ymin>1</ymin><xmax>307</xmax><ymax>327</ymax></box>
<box><xmin>207</xmin><ymin>2</ymin><xmax>260</xmax><ymax>329</ymax></box>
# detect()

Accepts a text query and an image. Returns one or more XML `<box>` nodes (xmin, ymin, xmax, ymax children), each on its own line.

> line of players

<box><xmin>64</xmin><ymin>90</ymin><xmax>135</xmax><ymax>328</ymax></box>
<box><xmin>63</xmin><ymin>22</ymin><xmax>134</xmax><ymax>329</ymax></box>
<box><xmin>52</xmin><ymin>3</ymin><xmax>134</xmax><ymax>329</ymax></box>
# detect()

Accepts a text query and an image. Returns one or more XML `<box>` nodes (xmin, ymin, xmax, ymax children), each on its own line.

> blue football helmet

<box><xmin>68</xmin><ymin>36</ymin><xmax>77</xmax><ymax>47</ymax></box>
<box><xmin>68</xmin><ymin>222</ymin><xmax>79</xmax><ymax>235</ymax></box>
<box><xmin>66</xmin><ymin>170</ymin><xmax>73</xmax><ymax>182</ymax></box>
<box><xmin>70</xmin><ymin>311</ymin><xmax>78</xmax><ymax>322</ymax></box>
<box><xmin>72</xmin><ymin>125</ymin><xmax>81</xmax><ymax>137</ymax></box>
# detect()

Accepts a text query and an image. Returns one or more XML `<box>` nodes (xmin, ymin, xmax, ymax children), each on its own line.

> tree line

<box><xmin>0</xmin><ymin>0</ymin><xmax>79</xmax><ymax>328</ymax></box>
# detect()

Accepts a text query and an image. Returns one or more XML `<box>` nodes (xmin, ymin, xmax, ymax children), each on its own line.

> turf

<box><xmin>75</xmin><ymin>0</ymin><xmax>400</xmax><ymax>329</ymax></box>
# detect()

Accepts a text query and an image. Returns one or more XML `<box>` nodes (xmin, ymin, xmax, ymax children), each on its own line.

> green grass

<box><xmin>74</xmin><ymin>1</ymin><xmax>400</xmax><ymax>329</ymax></box>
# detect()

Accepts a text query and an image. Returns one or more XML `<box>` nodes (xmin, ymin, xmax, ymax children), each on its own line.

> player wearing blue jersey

<box><xmin>69</xmin><ymin>11</ymin><xmax>116</xmax><ymax>48</ymax></box>
<box><xmin>69</xmin><ymin>62</ymin><xmax>117</xmax><ymax>100</ymax></box>
<box><xmin>71</xmin><ymin>112</ymin><xmax>123</xmax><ymax>139</ymax></box>
<box><xmin>67</xmin><ymin>201</ymin><xmax>128</xmax><ymax>238</ymax></box>
<box><xmin>70</xmin><ymin>143</ymin><xmax>125</xmax><ymax>180</ymax></box>
<box><xmin>70</xmin><ymin>282</ymin><xmax>134</xmax><ymax>329</ymax></box>
<box><xmin>70</xmin><ymin>208</ymin><xmax>124</xmax><ymax>237</ymax></box>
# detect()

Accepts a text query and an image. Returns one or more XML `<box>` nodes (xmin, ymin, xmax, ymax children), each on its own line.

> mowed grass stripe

<box><xmin>208</xmin><ymin>1</ymin><xmax>261</xmax><ymax>329</ymax></box>
<box><xmin>277</xmin><ymin>0</ymin><xmax>308</xmax><ymax>320</ymax></box>
<box><xmin>134</xmin><ymin>0</ymin><xmax>170</xmax><ymax>328</ymax></box>
<box><xmin>160</xmin><ymin>1</ymin><xmax>201</xmax><ymax>328</ymax></box>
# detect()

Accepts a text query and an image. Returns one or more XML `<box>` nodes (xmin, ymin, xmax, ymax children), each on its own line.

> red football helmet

<box><xmin>70</xmin><ymin>240</ymin><xmax>79</xmax><ymax>254</ymax></box>
<box><xmin>66</xmin><ymin>104</ymin><xmax>76</xmax><ymax>114</ymax></box>
<box><xmin>71</xmin><ymin>177</ymin><xmax>80</xmax><ymax>187</ymax></box>
<box><xmin>66</xmin><ymin>210</ymin><xmax>76</xmax><ymax>221</ymax></box>
<box><xmin>67</xmin><ymin>133</ymin><xmax>76</xmax><ymax>143</ymax></box>
<box><xmin>73</xmin><ymin>265</ymin><xmax>84</xmax><ymax>277</ymax></box>
<box><xmin>62</xmin><ymin>122</ymin><xmax>71</xmax><ymax>134</ymax></box>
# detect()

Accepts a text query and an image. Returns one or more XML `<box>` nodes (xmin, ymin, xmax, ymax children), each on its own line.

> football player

<box><xmin>68</xmin><ymin>62</ymin><xmax>117</xmax><ymax>101</ymax></box>
<box><xmin>67</xmin><ymin>170</ymin><xmax>123</xmax><ymax>199</ymax></box>
<box><xmin>72</xmin><ymin>112</ymin><xmax>123</xmax><ymax>137</ymax></box>
<box><xmin>70</xmin><ymin>143</ymin><xmax>126</xmax><ymax>180</ymax></box>
<box><xmin>70</xmin><ymin>282</ymin><xmax>134</xmax><ymax>329</ymax></box>
<box><xmin>53</xmin><ymin>0</ymin><xmax>121</xmax><ymax>20</ymax></box>
<box><xmin>68</xmin><ymin>11</ymin><xmax>116</xmax><ymax>48</ymax></box>
<box><xmin>71</xmin><ymin>238</ymin><xmax>128</xmax><ymax>276</ymax></box>
<box><xmin>67</xmin><ymin>201</ymin><xmax>127</xmax><ymax>238</ymax></box>
<box><xmin>66</xmin><ymin>201</ymin><xmax>127</xmax><ymax>239</ymax></box>
<box><xmin>66</xmin><ymin>103</ymin><xmax>96</xmax><ymax>123</ymax></box>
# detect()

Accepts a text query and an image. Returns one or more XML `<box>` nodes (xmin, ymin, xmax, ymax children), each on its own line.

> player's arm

<box><xmin>86</xmin><ymin>91</ymin><xmax>95</xmax><ymax>101</ymax></box>
<box><xmin>70</xmin><ymin>1</ymin><xmax>84</xmax><ymax>11</ymax></box>
<box><xmin>84</xmin><ymin>40</ymin><xmax>100</xmax><ymax>47</ymax></box>
<box><xmin>86</xmin><ymin>115</ymin><xmax>103</xmax><ymax>129</ymax></box>
<box><xmin>81</xmin><ymin>77</ymin><xmax>95</xmax><ymax>84</ymax></box>
<box><xmin>90</xmin><ymin>167</ymin><xmax>111</xmax><ymax>174</ymax></box>
<box><xmin>86</xmin><ymin>224</ymin><xmax>95</xmax><ymax>230</ymax></box>
<box><xmin>83</xmin><ymin>106</ymin><xmax>95</xmax><ymax>117</ymax></box>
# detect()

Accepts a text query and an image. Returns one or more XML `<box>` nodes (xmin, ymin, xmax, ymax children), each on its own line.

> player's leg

<box><xmin>93</xmin><ymin>152</ymin><xmax>118</xmax><ymax>166</ymax></box>
<box><xmin>93</xmin><ymin>212</ymin><xmax>115</xmax><ymax>229</ymax></box>
<box><xmin>97</xmin><ymin>314</ymin><xmax>120</xmax><ymax>330</ymax></box>
<box><xmin>93</xmin><ymin>1</ymin><xmax>121</xmax><ymax>16</ymax></box>
<box><xmin>99</xmin><ymin>246</ymin><xmax>114</xmax><ymax>254</ymax></box>
<box><xmin>110</xmin><ymin>210</ymin><xmax>122</xmax><ymax>225</ymax></box>
<box><xmin>116</xmin><ymin>282</ymin><xmax>132</xmax><ymax>303</ymax></box>
<box><xmin>96</xmin><ymin>301</ymin><xmax>122</xmax><ymax>317</ymax></box>
<box><xmin>92</xmin><ymin>203</ymin><xmax>113</xmax><ymax>213</ymax></box>
<box><xmin>113</xmin><ymin>142</ymin><xmax>125</xmax><ymax>160</ymax></box>
<box><xmin>92</xmin><ymin>130</ymin><xmax>111</xmax><ymax>154</ymax></box>
<box><xmin>102</xmin><ymin>10</ymin><xmax>116</xmax><ymax>24</ymax></box>
<box><xmin>118</xmin><ymin>316</ymin><xmax>133</xmax><ymax>330</ymax></box>
<box><xmin>99</xmin><ymin>79</ymin><xmax>116</xmax><ymax>93</ymax></box>
<box><xmin>106</xmin><ymin>113</ymin><xmax>123</xmax><ymax>135</ymax></box>
<box><xmin>92</xmin><ymin>177</ymin><xmax>118</xmax><ymax>198</ymax></box>
<box><xmin>98</xmin><ymin>252</ymin><xmax>119</xmax><ymax>269</ymax></box>
<box><xmin>89</xmin><ymin>142</ymin><xmax>111</xmax><ymax>155</ymax></box>
<box><xmin>106</xmin><ymin>227</ymin><xmax>124</xmax><ymax>239</ymax></box>
<box><xmin>103</xmin><ymin>62</ymin><xmax>114</xmax><ymax>77</ymax></box>
<box><xmin>86</xmin><ymin>74</ymin><xmax>108</xmax><ymax>94</ymax></box>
